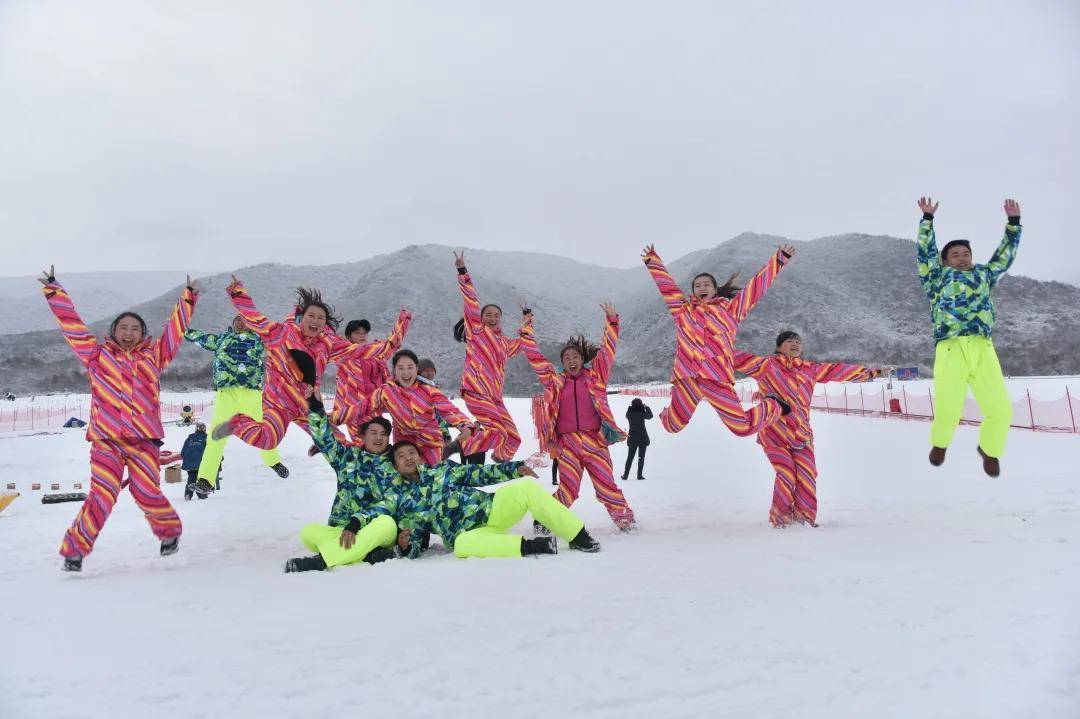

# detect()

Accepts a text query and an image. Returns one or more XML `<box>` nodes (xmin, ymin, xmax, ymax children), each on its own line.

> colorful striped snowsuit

<box><xmin>42</xmin><ymin>282</ymin><xmax>195</xmax><ymax>557</ymax></box>
<box><xmin>643</xmin><ymin>248</ymin><xmax>788</xmax><ymax>437</ymax></box>
<box><xmin>521</xmin><ymin>316</ymin><xmax>634</xmax><ymax>529</ymax></box>
<box><xmin>331</xmin><ymin>315</ymin><xmax>410</xmax><ymax>441</ymax></box>
<box><xmin>226</xmin><ymin>282</ymin><xmax>407</xmax><ymax>449</ymax></box>
<box><xmin>366</xmin><ymin>381</ymin><xmax>496</xmax><ymax>466</ymax></box>
<box><xmin>734</xmin><ymin>351</ymin><xmax>876</xmax><ymax>526</ymax></box>
<box><xmin>457</xmin><ymin>269</ymin><xmax>530</xmax><ymax>461</ymax></box>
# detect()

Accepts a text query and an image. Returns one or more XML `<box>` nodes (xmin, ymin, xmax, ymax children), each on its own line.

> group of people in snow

<box><xmin>37</xmin><ymin>197</ymin><xmax>1021</xmax><ymax>572</ymax></box>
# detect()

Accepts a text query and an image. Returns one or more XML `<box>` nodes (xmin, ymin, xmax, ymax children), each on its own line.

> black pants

<box><xmin>623</xmin><ymin>443</ymin><xmax>647</xmax><ymax>479</ymax></box>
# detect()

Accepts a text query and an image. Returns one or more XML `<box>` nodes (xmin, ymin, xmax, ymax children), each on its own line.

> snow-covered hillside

<box><xmin>2</xmin><ymin>395</ymin><xmax>1078</xmax><ymax>718</ymax></box>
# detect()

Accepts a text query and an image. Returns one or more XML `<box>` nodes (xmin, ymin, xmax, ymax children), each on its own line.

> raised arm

<box><xmin>983</xmin><ymin>199</ymin><xmax>1021</xmax><ymax>288</ymax></box>
<box><xmin>307</xmin><ymin>404</ymin><xmax>354</xmax><ymax>475</ymax></box>
<box><xmin>915</xmin><ymin>197</ymin><xmax>943</xmax><ymax>297</ymax></box>
<box><xmin>812</xmin><ymin>362</ymin><xmax>879</xmax><ymax>384</ymax></box>
<box><xmin>592</xmin><ymin>305</ymin><xmax>620</xmax><ymax>384</ymax></box>
<box><xmin>505</xmin><ymin>307</ymin><xmax>533</xmax><ymax>358</ymax></box>
<box><xmin>184</xmin><ymin>329</ymin><xmax>220</xmax><ymax>351</ymax></box>
<box><xmin>155</xmin><ymin>279</ymin><xmax>198</xmax><ymax>368</ymax></box>
<box><xmin>332</xmin><ymin>309</ymin><xmax>412</xmax><ymax>362</ymax></box>
<box><xmin>226</xmin><ymin>276</ymin><xmax>278</xmax><ymax>340</ymax></box>
<box><xmin>450</xmin><ymin>460</ymin><xmax>526</xmax><ymax>488</ymax></box>
<box><xmin>729</xmin><ymin>246</ymin><xmax>793</xmax><ymax>324</ymax></box>
<box><xmin>641</xmin><ymin>245</ymin><xmax>685</xmax><ymax>315</ymax></box>
<box><xmin>38</xmin><ymin>267</ymin><xmax>99</xmax><ymax>367</ymax></box>
<box><xmin>732</xmin><ymin>350</ymin><xmax>770</xmax><ymax>378</ymax></box>
<box><xmin>455</xmin><ymin>250</ymin><xmax>482</xmax><ymax>339</ymax></box>
<box><xmin>519</xmin><ymin>323</ymin><xmax>558</xmax><ymax>389</ymax></box>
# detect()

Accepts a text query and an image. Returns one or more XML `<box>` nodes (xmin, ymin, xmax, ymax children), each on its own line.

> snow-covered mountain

<box><xmin>2</xmin><ymin>236</ymin><xmax>1078</xmax><ymax>395</ymax></box>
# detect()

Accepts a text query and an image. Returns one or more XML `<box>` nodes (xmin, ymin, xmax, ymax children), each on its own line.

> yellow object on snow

<box><xmin>0</xmin><ymin>490</ymin><xmax>19</xmax><ymax>514</ymax></box>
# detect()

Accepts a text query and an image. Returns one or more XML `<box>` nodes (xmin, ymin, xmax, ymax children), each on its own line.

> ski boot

<box><xmin>160</xmin><ymin>537</ymin><xmax>180</xmax><ymax>556</ymax></box>
<box><xmin>270</xmin><ymin>463</ymin><xmax>289</xmax><ymax>479</ymax></box>
<box><xmin>977</xmin><ymin>446</ymin><xmax>1000</xmax><ymax>477</ymax></box>
<box><xmin>285</xmin><ymin>555</ymin><xmax>327</xmax><ymax>573</ymax></box>
<box><xmin>62</xmin><ymin>556</ymin><xmax>83</xmax><ymax>572</ymax></box>
<box><xmin>569</xmin><ymin>528</ymin><xmax>601</xmax><ymax>553</ymax></box>
<box><xmin>929</xmin><ymin>446</ymin><xmax>947</xmax><ymax>467</ymax></box>
<box><xmin>521</xmin><ymin>536</ymin><xmax>558</xmax><ymax>556</ymax></box>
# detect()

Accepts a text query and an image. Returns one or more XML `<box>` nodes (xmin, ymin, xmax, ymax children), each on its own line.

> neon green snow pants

<box><xmin>930</xmin><ymin>336</ymin><xmax>1012</xmax><ymax>458</ymax></box>
<box><xmin>198</xmin><ymin>386</ymin><xmax>281</xmax><ymax>486</ymax></box>
<box><xmin>453</xmin><ymin>479</ymin><xmax>586</xmax><ymax>558</ymax></box>
<box><xmin>300</xmin><ymin>515</ymin><xmax>398</xmax><ymax>568</ymax></box>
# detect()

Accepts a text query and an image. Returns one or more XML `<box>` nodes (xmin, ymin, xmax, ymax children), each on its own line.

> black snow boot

<box><xmin>521</xmin><ymin>536</ymin><xmax>558</xmax><ymax>556</ymax></box>
<box><xmin>194</xmin><ymin>479</ymin><xmax>215</xmax><ymax>498</ymax></box>
<box><xmin>533</xmin><ymin>520</ymin><xmax>551</xmax><ymax>536</ymax></box>
<box><xmin>364</xmin><ymin>546</ymin><xmax>399</xmax><ymax>565</ymax></box>
<box><xmin>764</xmin><ymin>394</ymin><xmax>792</xmax><ymax>416</ymax></box>
<box><xmin>977</xmin><ymin>446</ymin><xmax>1001</xmax><ymax>478</ymax></box>
<box><xmin>569</xmin><ymin>528</ymin><xmax>601</xmax><ymax>553</ymax></box>
<box><xmin>285</xmin><ymin>554</ymin><xmax>328</xmax><ymax>573</ymax></box>
<box><xmin>184</xmin><ymin>486</ymin><xmax>194</xmax><ymax>501</ymax></box>
<box><xmin>62</xmin><ymin>556</ymin><xmax>83</xmax><ymax>572</ymax></box>
<box><xmin>160</xmin><ymin>537</ymin><xmax>180</xmax><ymax>556</ymax></box>
<box><xmin>270</xmin><ymin>463</ymin><xmax>289</xmax><ymax>479</ymax></box>
<box><xmin>929</xmin><ymin>446</ymin><xmax>947</xmax><ymax>467</ymax></box>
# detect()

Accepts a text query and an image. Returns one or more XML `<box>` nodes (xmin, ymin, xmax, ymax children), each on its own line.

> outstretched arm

<box><xmin>592</xmin><ymin>305</ymin><xmax>620</xmax><ymax>384</ymax></box>
<box><xmin>505</xmin><ymin>306</ymin><xmax>533</xmax><ymax>358</ymax></box>
<box><xmin>984</xmin><ymin>198</ymin><xmax>1021</xmax><ymax>288</ymax></box>
<box><xmin>38</xmin><ymin>266</ymin><xmax>99</xmax><ymax>367</ymax></box>
<box><xmin>332</xmin><ymin>309</ymin><xmax>412</xmax><ymax>362</ymax></box>
<box><xmin>729</xmin><ymin>245</ymin><xmax>794</xmax><ymax>324</ymax></box>
<box><xmin>732</xmin><ymin>350</ymin><xmax>770</xmax><ymax>378</ymax></box>
<box><xmin>456</xmin><ymin>250</ymin><xmax>481</xmax><ymax>340</ymax></box>
<box><xmin>519</xmin><ymin>322</ymin><xmax>558</xmax><ymax>389</ymax></box>
<box><xmin>451</xmin><ymin>460</ymin><xmax>527</xmax><ymax>488</ymax></box>
<box><xmin>184</xmin><ymin>329</ymin><xmax>220</xmax><ymax>351</ymax></box>
<box><xmin>641</xmin><ymin>245</ymin><xmax>685</xmax><ymax>316</ymax></box>
<box><xmin>226</xmin><ymin>276</ymin><xmax>277</xmax><ymax>340</ymax></box>
<box><xmin>916</xmin><ymin>196</ymin><xmax>943</xmax><ymax>297</ymax></box>
<box><xmin>813</xmin><ymin>362</ymin><xmax>879</xmax><ymax>384</ymax></box>
<box><xmin>156</xmin><ymin>277</ymin><xmax>199</xmax><ymax>368</ymax></box>
<box><xmin>308</xmin><ymin>403</ymin><xmax>354</xmax><ymax>475</ymax></box>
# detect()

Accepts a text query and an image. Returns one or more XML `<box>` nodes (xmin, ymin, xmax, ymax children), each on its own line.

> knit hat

<box><xmin>417</xmin><ymin>358</ymin><xmax>436</xmax><ymax>374</ymax></box>
<box><xmin>775</xmin><ymin>330</ymin><xmax>802</xmax><ymax>348</ymax></box>
<box><xmin>345</xmin><ymin>319</ymin><xmax>371</xmax><ymax>336</ymax></box>
<box><xmin>940</xmin><ymin>239</ymin><xmax>971</xmax><ymax>262</ymax></box>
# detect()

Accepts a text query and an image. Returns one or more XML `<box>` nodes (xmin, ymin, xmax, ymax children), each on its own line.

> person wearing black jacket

<box><xmin>621</xmin><ymin>398</ymin><xmax>652</xmax><ymax>480</ymax></box>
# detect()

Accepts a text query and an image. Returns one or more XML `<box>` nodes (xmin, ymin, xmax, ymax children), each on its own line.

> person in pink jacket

<box><xmin>521</xmin><ymin>304</ymin><xmax>635</xmax><ymax>531</ymax></box>
<box><xmin>641</xmin><ymin>244</ymin><xmax>795</xmax><ymax>437</ymax></box>
<box><xmin>734</xmin><ymin>331</ymin><xmax>880</xmax><ymax>527</ymax></box>
<box><xmin>331</xmin><ymin>318</ymin><xmax>404</xmax><ymax>442</ymax></box>
<box><xmin>451</xmin><ymin>250</ymin><xmax>532</xmax><ymax>463</ymax></box>
<box><xmin>39</xmin><ymin>264</ymin><xmax>198</xmax><ymax>572</ymax></box>
<box><xmin>210</xmin><ymin>277</ymin><xmax>410</xmax><ymax>489</ymax></box>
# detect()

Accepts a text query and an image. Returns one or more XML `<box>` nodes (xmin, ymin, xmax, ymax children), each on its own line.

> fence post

<box><xmin>860</xmin><ymin>386</ymin><xmax>865</xmax><ymax>413</ymax></box>
<box><xmin>1027</xmin><ymin>389</ymin><xmax>1035</xmax><ymax>430</ymax></box>
<box><xmin>902</xmin><ymin>386</ymin><xmax>908</xmax><ymax>418</ymax></box>
<box><xmin>1067</xmin><ymin>387</ymin><xmax>1077</xmax><ymax>434</ymax></box>
<box><xmin>844</xmin><ymin>387</ymin><xmax>849</xmax><ymax>413</ymax></box>
<box><xmin>928</xmin><ymin>388</ymin><xmax>934</xmax><ymax>419</ymax></box>
<box><xmin>824</xmin><ymin>388</ymin><xmax>830</xmax><ymax>411</ymax></box>
<box><xmin>882</xmin><ymin>386</ymin><xmax>886</xmax><ymax>417</ymax></box>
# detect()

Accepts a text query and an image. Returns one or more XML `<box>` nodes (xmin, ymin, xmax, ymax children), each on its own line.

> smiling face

<box><xmin>348</xmin><ymin>327</ymin><xmax>369</xmax><ymax>344</ymax></box>
<box><xmin>481</xmin><ymin>304</ymin><xmax>503</xmax><ymax>329</ymax></box>
<box><xmin>778</xmin><ymin>336</ymin><xmax>803</xmax><ymax>359</ymax></box>
<box><xmin>299</xmin><ymin>305</ymin><xmax>327</xmax><ymax>337</ymax></box>
<box><xmin>392</xmin><ymin>444</ymin><xmax>422</xmax><ymax>476</ymax></box>
<box><xmin>944</xmin><ymin>245</ymin><xmax>973</xmax><ymax>271</ymax></box>
<box><xmin>112</xmin><ymin>316</ymin><xmax>145</xmax><ymax>350</ymax></box>
<box><xmin>362</xmin><ymin>423</ymin><xmax>390</xmax><ymax>454</ymax></box>
<box><xmin>561</xmin><ymin>347</ymin><xmax>583</xmax><ymax>374</ymax></box>
<box><xmin>692</xmin><ymin>274</ymin><xmax>718</xmax><ymax>300</ymax></box>
<box><xmin>394</xmin><ymin>357</ymin><xmax>418</xmax><ymax>386</ymax></box>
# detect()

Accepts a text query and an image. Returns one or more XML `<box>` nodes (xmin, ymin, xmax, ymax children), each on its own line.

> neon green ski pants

<box><xmin>198</xmin><ymin>386</ymin><xmax>281</xmax><ymax>485</ymax></box>
<box><xmin>454</xmin><ymin>479</ymin><xmax>586</xmax><ymax>558</ymax></box>
<box><xmin>300</xmin><ymin>515</ymin><xmax>398</xmax><ymax>568</ymax></box>
<box><xmin>930</xmin><ymin>335</ymin><xmax>1012</xmax><ymax>458</ymax></box>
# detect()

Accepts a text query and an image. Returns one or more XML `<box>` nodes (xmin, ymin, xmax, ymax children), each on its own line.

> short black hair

<box><xmin>775</xmin><ymin>330</ymin><xmax>802</xmax><ymax>348</ymax></box>
<box><xmin>109</xmin><ymin>312</ymin><xmax>148</xmax><ymax>339</ymax></box>
<box><xmin>390</xmin><ymin>440</ymin><xmax>420</xmax><ymax>461</ymax></box>
<box><xmin>392</xmin><ymin>349</ymin><xmax>419</xmax><ymax>368</ymax></box>
<box><xmin>345</xmin><ymin>319</ymin><xmax>371</xmax><ymax>336</ymax></box>
<box><xmin>360</xmin><ymin>416</ymin><xmax>392</xmax><ymax>436</ymax></box>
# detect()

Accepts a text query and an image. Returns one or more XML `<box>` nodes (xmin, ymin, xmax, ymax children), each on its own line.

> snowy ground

<box><xmin>2</xmin><ymin>395</ymin><xmax>1079</xmax><ymax>718</ymax></box>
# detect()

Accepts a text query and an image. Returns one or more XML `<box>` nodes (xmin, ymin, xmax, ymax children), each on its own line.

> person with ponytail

<box><xmin>365</xmin><ymin>349</ymin><xmax>502</xmax><ymax>466</ymax></box>
<box><xmin>451</xmin><ymin>250</ymin><xmax>532</xmax><ymax>463</ymax></box>
<box><xmin>209</xmin><ymin>277</ymin><xmax>410</xmax><ymax>492</ymax></box>
<box><xmin>331</xmin><ymin>317</ymin><xmax>409</xmax><ymax>442</ymax></box>
<box><xmin>519</xmin><ymin>303</ymin><xmax>636</xmax><ymax>531</ymax></box>
<box><xmin>39</xmin><ymin>265</ymin><xmax>198</xmax><ymax>571</ymax></box>
<box><xmin>641</xmin><ymin>244</ymin><xmax>795</xmax><ymax>439</ymax></box>
<box><xmin>734</xmin><ymin>331</ymin><xmax>881</xmax><ymax>527</ymax></box>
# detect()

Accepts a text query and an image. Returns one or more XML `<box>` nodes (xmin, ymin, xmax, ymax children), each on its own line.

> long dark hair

<box><xmin>692</xmin><ymin>272</ymin><xmax>741</xmax><ymax>300</ymax></box>
<box><xmin>560</xmin><ymin>334</ymin><xmax>599</xmax><ymax>364</ymax></box>
<box><xmin>453</xmin><ymin>303</ymin><xmax>502</xmax><ymax>342</ymax></box>
<box><xmin>294</xmin><ymin>288</ymin><xmax>341</xmax><ymax>331</ymax></box>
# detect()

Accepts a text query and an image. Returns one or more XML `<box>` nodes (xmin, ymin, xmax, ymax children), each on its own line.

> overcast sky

<box><xmin>1</xmin><ymin>1</ymin><xmax>1077</xmax><ymax>283</ymax></box>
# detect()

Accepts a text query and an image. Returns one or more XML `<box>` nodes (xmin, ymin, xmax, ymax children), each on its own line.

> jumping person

<box><xmin>452</xmin><ymin>250</ymin><xmax>532</xmax><ymax>463</ymax></box>
<box><xmin>916</xmin><ymin>197</ymin><xmax>1022</xmax><ymax>477</ymax></box>
<box><xmin>185</xmin><ymin>315</ymin><xmax>288</xmax><ymax>489</ymax></box>
<box><xmin>641</xmin><ymin>244</ymin><xmax>794</xmax><ymax>438</ymax></box>
<box><xmin>621</xmin><ymin>398</ymin><xmax>653</xmax><ymax>481</ymax></box>
<box><xmin>39</xmin><ymin>265</ymin><xmax>198</xmax><ymax>571</ymax></box>
<box><xmin>734</xmin><ymin>331</ymin><xmax>880</xmax><ymax>527</ymax></box>
<box><xmin>520</xmin><ymin>304</ymin><xmax>636</xmax><ymax>531</ymax></box>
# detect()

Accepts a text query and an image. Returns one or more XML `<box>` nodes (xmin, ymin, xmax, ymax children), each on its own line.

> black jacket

<box><xmin>624</xmin><ymin>405</ymin><xmax>652</xmax><ymax>446</ymax></box>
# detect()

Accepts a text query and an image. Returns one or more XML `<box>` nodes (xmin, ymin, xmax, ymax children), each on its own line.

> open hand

<box><xmin>601</xmin><ymin>302</ymin><xmax>618</xmax><ymax>318</ymax></box>
<box><xmin>918</xmin><ymin>197</ymin><xmax>939</xmax><ymax>216</ymax></box>
<box><xmin>641</xmin><ymin>244</ymin><xmax>656</xmax><ymax>260</ymax></box>
<box><xmin>779</xmin><ymin>244</ymin><xmax>795</xmax><ymax>257</ymax></box>
<box><xmin>339</xmin><ymin>530</ymin><xmax>357</xmax><ymax>550</ymax></box>
<box><xmin>1003</xmin><ymin>198</ymin><xmax>1021</xmax><ymax>217</ymax></box>
<box><xmin>38</xmin><ymin>264</ymin><xmax>55</xmax><ymax>286</ymax></box>
<box><xmin>397</xmin><ymin>529</ymin><xmax>412</xmax><ymax>552</ymax></box>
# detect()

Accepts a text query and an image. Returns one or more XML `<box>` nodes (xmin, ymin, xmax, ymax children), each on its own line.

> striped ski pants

<box><xmin>660</xmin><ymin>378</ymin><xmax>781</xmax><ymax>437</ymax></box>
<box><xmin>554</xmin><ymin>430</ymin><xmax>634</xmax><ymax>529</ymax></box>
